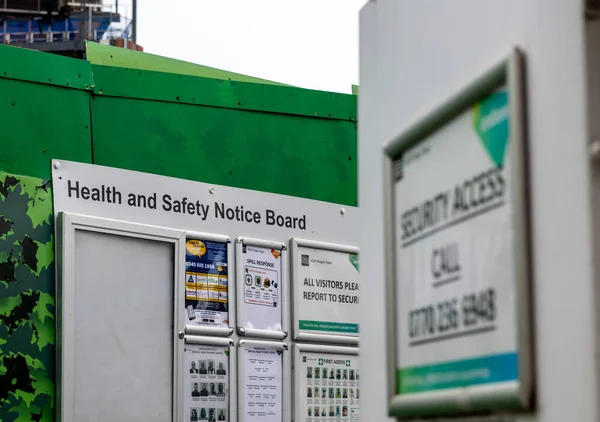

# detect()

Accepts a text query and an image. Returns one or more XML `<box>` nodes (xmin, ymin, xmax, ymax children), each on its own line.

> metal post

<box><xmin>132</xmin><ymin>0</ymin><xmax>137</xmax><ymax>45</ymax></box>
<box><xmin>80</xmin><ymin>0</ymin><xmax>86</xmax><ymax>40</ymax></box>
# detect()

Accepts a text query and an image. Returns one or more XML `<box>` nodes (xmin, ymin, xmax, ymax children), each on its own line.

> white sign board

<box><xmin>185</xmin><ymin>340</ymin><xmax>232</xmax><ymax>422</ymax></box>
<box><xmin>384</xmin><ymin>50</ymin><xmax>532</xmax><ymax>416</ymax></box>
<box><xmin>238</xmin><ymin>340</ymin><xmax>288</xmax><ymax>422</ymax></box>
<box><xmin>51</xmin><ymin>159</ymin><xmax>357</xmax><ymax>421</ymax></box>
<box><xmin>291</xmin><ymin>239</ymin><xmax>360</xmax><ymax>343</ymax></box>
<box><xmin>395</xmin><ymin>85</ymin><xmax>516</xmax><ymax>393</ymax></box>
<box><xmin>293</xmin><ymin>344</ymin><xmax>360</xmax><ymax>422</ymax></box>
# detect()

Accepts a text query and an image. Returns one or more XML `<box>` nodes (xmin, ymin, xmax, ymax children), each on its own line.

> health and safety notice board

<box><xmin>51</xmin><ymin>159</ymin><xmax>360</xmax><ymax>422</ymax></box>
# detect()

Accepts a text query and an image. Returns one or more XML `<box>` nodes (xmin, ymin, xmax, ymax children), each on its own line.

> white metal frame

<box><xmin>383</xmin><ymin>48</ymin><xmax>533</xmax><ymax>417</ymax></box>
<box><xmin>235</xmin><ymin>236</ymin><xmax>288</xmax><ymax>340</ymax></box>
<box><xmin>236</xmin><ymin>339</ymin><xmax>290</xmax><ymax>422</ymax></box>
<box><xmin>56</xmin><ymin>211</ymin><xmax>187</xmax><ymax>422</ymax></box>
<box><xmin>184</xmin><ymin>231</ymin><xmax>235</xmax><ymax>337</ymax></box>
<box><xmin>184</xmin><ymin>336</ymin><xmax>237</xmax><ymax>422</ymax></box>
<box><xmin>292</xmin><ymin>343</ymin><xmax>360</xmax><ymax>422</ymax></box>
<box><xmin>290</xmin><ymin>238</ymin><xmax>360</xmax><ymax>345</ymax></box>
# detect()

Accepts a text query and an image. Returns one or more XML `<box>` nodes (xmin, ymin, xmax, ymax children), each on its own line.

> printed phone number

<box><xmin>408</xmin><ymin>288</ymin><xmax>496</xmax><ymax>339</ymax></box>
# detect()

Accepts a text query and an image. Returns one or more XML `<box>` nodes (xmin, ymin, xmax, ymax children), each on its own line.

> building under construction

<box><xmin>0</xmin><ymin>0</ymin><xmax>141</xmax><ymax>58</ymax></box>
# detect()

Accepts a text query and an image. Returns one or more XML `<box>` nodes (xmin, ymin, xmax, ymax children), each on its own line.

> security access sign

<box><xmin>394</xmin><ymin>88</ymin><xmax>519</xmax><ymax>394</ymax></box>
<box><xmin>292</xmin><ymin>241</ymin><xmax>360</xmax><ymax>340</ymax></box>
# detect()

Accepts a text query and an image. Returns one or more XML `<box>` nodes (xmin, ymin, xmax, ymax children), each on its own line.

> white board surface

<box><xmin>73</xmin><ymin>231</ymin><xmax>174</xmax><ymax>422</ymax></box>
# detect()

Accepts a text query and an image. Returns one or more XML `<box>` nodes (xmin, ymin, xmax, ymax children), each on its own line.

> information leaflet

<box><xmin>241</xmin><ymin>245</ymin><xmax>282</xmax><ymax>331</ymax></box>
<box><xmin>298</xmin><ymin>351</ymin><xmax>360</xmax><ymax>422</ymax></box>
<box><xmin>294</xmin><ymin>246</ymin><xmax>359</xmax><ymax>337</ymax></box>
<box><xmin>185</xmin><ymin>239</ymin><xmax>229</xmax><ymax>328</ymax></box>
<box><xmin>242</xmin><ymin>344</ymin><xmax>283</xmax><ymax>422</ymax></box>
<box><xmin>394</xmin><ymin>88</ymin><xmax>518</xmax><ymax>394</ymax></box>
<box><xmin>185</xmin><ymin>344</ymin><xmax>230</xmax><ymax>421</ymax></box>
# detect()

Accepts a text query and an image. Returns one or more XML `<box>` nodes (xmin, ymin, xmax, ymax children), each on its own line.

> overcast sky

<box><xmin>115</xmin><ymin>0</ymin><xmax>366</xmax><ymax>94</ymax></box>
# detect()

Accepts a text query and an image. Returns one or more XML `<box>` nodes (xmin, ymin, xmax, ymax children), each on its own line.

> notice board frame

<box><xmin>184</xmin><ymin>231</ymin><xmax>235</xmax><ymax>337</ymax></box>
<box><xmin>56</xmin><ymin>211</ymin><xmax>187</xmax><ymax>422</ymax></box>
<box><xmin>184</xmin><ymin>336</ymin><xmax>237</xmax><ymax>422</ymax></box>
<box><xmin>235</xmin><ymin>236</ymin><xmax>289</xmax><ymax>340</ymax></box>
<box><xmin>290</xmin><ymin>238</ymin><xmax>360</xmax><ymax>345</ymax></box>
<box><xmin>383</xmin><ymin>48</ymin><xmax>533</xmax><ymax>417</ymax></box>
<box><xmin>292</xmin><ymin>343</ymin><xmax>360</xmax><ymax>422</ymax></box>
<box><xmin>236</xmin><ymin>339</ymin><xmax>290</xmax><ymax>422</ymax></box>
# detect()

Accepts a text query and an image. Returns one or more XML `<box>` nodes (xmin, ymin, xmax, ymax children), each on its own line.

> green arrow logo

<box><xmin>346</xmin><ymin>360</ymin><xmax>351</xmax><ymax>367</ymax></box>
<box><xmin>472</xmin><ymin>90</ymin><xmax>509</xmax><ymax>167</ymax></box>
<box><xmin>349</xmin><ymin>253</ymin><xmax>359</xmax><ymax>271</ymax></box>
<box><xmin>318</xmin><ymin>358</ymin><xmax>324</xmax><ymax>365</ymax></box>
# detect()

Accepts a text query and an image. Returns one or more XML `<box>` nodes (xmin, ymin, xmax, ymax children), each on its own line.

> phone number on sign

<box><xmin>408</xmin><ymin>288</ymin><xmax>496</xmax><ymax>341</ymax></box>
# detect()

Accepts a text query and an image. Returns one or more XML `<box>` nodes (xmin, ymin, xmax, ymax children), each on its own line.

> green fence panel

<box><xmin>0</xmin><ymin>45</ymin><xmax>93</xmax><ymax>180</ymax></box>
<box><xmin>86</xmin><ymin>41</ymin><xmax>289</xmax><ymax>86</ymax></box>
<box><xmin>90</xmin><ymin>65</ymin><xmax>357</xmax><ymax>206</ymax></box>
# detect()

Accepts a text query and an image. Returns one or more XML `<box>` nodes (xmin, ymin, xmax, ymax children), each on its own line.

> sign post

<box><xmin>384</xmin><ymin>48</ymin><xmax>533</xmax><ymax>417</ymax></box>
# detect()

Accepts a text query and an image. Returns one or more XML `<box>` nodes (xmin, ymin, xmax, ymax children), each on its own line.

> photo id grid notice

<box><xmin>300</xmin><ymin>352</ymin><xmax>360</xmax><ymax>422</ymax></box>
<box><xmin>185</xmin><ymin>344</ymin><xmax>230</xmax><ymax>421</ymax></box>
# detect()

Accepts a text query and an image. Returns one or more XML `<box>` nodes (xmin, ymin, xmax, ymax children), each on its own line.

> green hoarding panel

<box><xmin>91</xmin><ymin>64</ymin><xmax>356</xmax><ymax>121</ymax></box>
<box><xmin>90</xmin><ymin>95</ymin><xmax>357</xmax><ymax>206</ymax></box>
<box><xmin>86</xmin><ymin>41</ymin><xmax>289</xmax><ymax>86</ymax></box>
<box><xmin>0</xmin><ymin>78</ymin><xmax>93</xmax><ymax>180</ymax></box>
<box><xmin>0</xmin><ymin>44</ymin><xmax>93</xmax><ymax>90</ymax></box>
<box><xmin>90</xmin><ymin>64</ymin><xmax>357</xmax><ymax>206</ymax></box>
<box><xmin>0</xmin><ymin>45</ymin><xmax>93</xmax><ymax>180</ymax></box>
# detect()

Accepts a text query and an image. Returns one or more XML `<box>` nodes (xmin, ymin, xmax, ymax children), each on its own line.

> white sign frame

<box><xmin>292</xmin><ymin>343</ymin><xmax>360</xmax><ymax>422</ymax></box>
<box><xmin>184</xmin><ymin>336</ymin><xmax>236</xmax><ymax>422</ymax></box>
<box><xmin>235</xmin><ymin>237</ymin><xmax>289</xmax><ymax>340</ymax></box>
<box><xmin>236</xmin><ymin>339</ymin><xmax>290</xmax><ymax>422</ymax></box>
<box><xmin>56</xmin><ymin>211</ymin><xmax>187</xmax><ymax>422</ymax></box>
<box><xmin>184</xmin><ymin>232</ymin><xmax>235</xmax><ymax>337</ymax></box>
<box><xmin>290</xmin><ymin>238</ymin><xmax>360</xmax><ymax>345</ymax></box>
<box><xmin>383</xmin><ymin>48</ymin><xmax>533</xmax><ymax>417</ymax></box>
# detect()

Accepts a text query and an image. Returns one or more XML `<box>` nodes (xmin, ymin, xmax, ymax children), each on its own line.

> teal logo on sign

<box><xmin>472</xmin><ymin>90</ymin><xmax>509</xmax><ymax>167</ymax></box>
<box><xmin>319</xmin><ymin>358</ymin><xmax>324</xmax><ymax>365</ymax></box>
<box><xmin>349</xmin><ymin>253</ymin><xmax>359</xmax><ymax>272</ymax></box>
<box><xmin>346</xmin><ymin>360</ymin><xmax>351</xmax><ymax>367</ymax></box>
